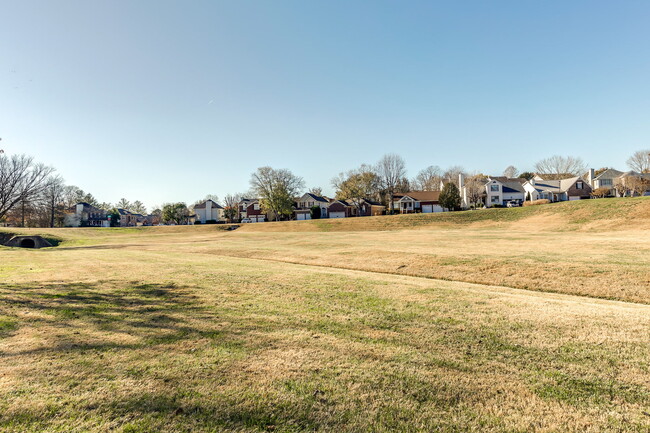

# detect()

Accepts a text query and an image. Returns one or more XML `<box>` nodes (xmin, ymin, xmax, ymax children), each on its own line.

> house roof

<box><xmin>393</xmin><ymin>191</ymin><xmax>440</xmax><ymax>202</ymax></box>
<box><xmin>328</xmin><ymin>199</ymin><xmax>350</xmax><ymax>207</ymax></box>
<box><xmin>530</xmin><ymin>176</ymin><xmax>586</xmax><ymax>193</ymax></box>
<box><xmin>194</xmin><ymin>199</ymin><xmax>223</xmax><ymax>209</ymax></box>
<box><xmin>345</xmin><ymin>198</ymin><xmax>386</xmax><ymax>207</ymax></box>
<box><xmin>619</xmin><ymin>170</ymin><xmax>650</xmax><ymax>179</ymax></box>
<box><xmin>502</xmin><ymin>181</ymin><xmax>525</xmax><ymax>193</ymax></box>
<box><xmin>302</xmin><ymin>193</ymin><xmax>329</xmax><ymax>203</ymax></box>
<box><xmin>592</xmin><ymin>168</ymin><xmax>624</xmax><ymax>180</ymax></box>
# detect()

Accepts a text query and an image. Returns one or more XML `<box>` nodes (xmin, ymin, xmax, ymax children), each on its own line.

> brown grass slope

<box><xmin>1</xmin><ymin>246</ymin><xmax>650</xmax><ymax>432</ymax></box>
<box><xmin>238</xmin><ymin>196</ymin><xmax>650</xmax><ymax>232</ymax></box>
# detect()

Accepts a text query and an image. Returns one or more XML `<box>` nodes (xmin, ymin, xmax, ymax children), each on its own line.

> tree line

<box><xmin>0</xmin><ymin>153</ymin><xmax>155</xmax><ymax>227</ymax></box>
<box><xmin>2</xmin><ymin>149</ymin><xmax>649</xmax><ymax>226</ymax></box>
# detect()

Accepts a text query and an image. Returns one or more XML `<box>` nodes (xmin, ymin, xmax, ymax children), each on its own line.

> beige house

<box><xmin>523</xmin><ymin>174</ymin><xmax>592</xmax><ymax>202</ymax></box>
<box><xmin>194</xmin><ymin>200</ymin><xmax>224</xmax><ymax>223</ymax></box>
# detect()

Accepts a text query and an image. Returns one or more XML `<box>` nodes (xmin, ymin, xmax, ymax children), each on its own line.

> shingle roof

<box><xmin>593</xmin><ymin>168</ymin><xmax>624</xmax><ymax>180</ymax></box>
<box><xmin>304</xmin><ymin>193</ymin><xmax>328</xmax><ymax>203</ymax></box>
<box><xmin>194</xmin><ymin>199</ymin><xmax>224</xmax><ymax>209</ymax></box>
<box><xmin>531</xmin><ymin>176</ymin><xmax>585</xmax><ymax>193</ymax></box>
<box><xmin>393</xmin><ymin>191</ymin><xmax>440</xmax><ymax>202</ymax></box>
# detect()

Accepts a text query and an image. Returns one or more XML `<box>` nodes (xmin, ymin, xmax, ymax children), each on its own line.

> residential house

<box><xmin>461</xmin><ymin>176</ymin><xmax>526</xmax><ymax>208</ymax></box>
<box><xmin>294</xmin><ymin>193</ymin><xmax>330</xmax><ymax>220</ymax></box>
<box><xmin>68</xmin><ymin>202</ymin><xmax>110</xmax><ymax>227</ymax></box>
<box><xmin>194</xmin><ymin>199</ymin><xmax>224</xmax><ymax>223</ymax></box>
<box><xmin>239</xmin><ymin>198</ymin><xmax>267</xmax><ymax>222</ymax></box>
<box><xmin>328</xmin><ymin>198</ymin><xmax>385</xmax><ymax>218</ymax></box>
<box><xmin>391</xmin><ymin>191</ymin><xmax>442</xmax><ymax>213</ymax></box>
<box><xmin>585</xmin><ymin>168</ymin><xmax>624</xmax><ymax>197</ymax></box>
<box><xmin>615</xmin><ymin>171</ymin><xmax>650</xmax><ymax>196</ymax></box>
<box><xmin>347</xmin><ymin>198</ymin><xmax>385</xmax><ymax>216</ymax></box>
<box><xmin>327</xmin><ymin>200</ymin><xmax>352</xmax><ymax>218</ymax></box>
<box><xmin>117</xmin><ymin>208</ymin><xmax>138</xmax><ymax>227</ymax></box>
<box><xmin>523</xmin><ymin>174</ymin><xmax>592</xmax><ymax>202</ymax></box>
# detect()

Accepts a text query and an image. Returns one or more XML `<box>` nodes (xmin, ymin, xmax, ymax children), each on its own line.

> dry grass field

<box><xmin>1</xmin><ymin>198</ymin><xmax>649</xmax><ymax>432</ymax></box>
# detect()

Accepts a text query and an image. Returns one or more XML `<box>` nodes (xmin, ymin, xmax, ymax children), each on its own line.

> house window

<box><xmin>601</xmin><ymin>179</ymin><xmax>612</xmax><ymax>186</ymax></box>
<box><xmin>491</xmin><ymin>196</ymin><xmax>499</xmax><ymax>203</ymax></box>
<box><xmin>576</xmin><ymin>181</ymin><xmax>583</xmax><ymax>189</ymax></box>
<box><xmin>253</xmin><ymin>203</ymin><xmax>260</xmax><ymax>210</ymax></box>
<box><xmin>490</xmin><ymin>184</ymin><xmax>499</xmax><ymax>192</ymax></box>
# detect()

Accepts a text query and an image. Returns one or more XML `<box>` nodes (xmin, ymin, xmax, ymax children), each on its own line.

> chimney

<box><xmin>458</xmin><ymin>173</ymin><xmax>465</xmax><ymax>189</ymax></box>
<box><xmin>588</xmin><ymin>168</ymin><xmax>595</xmax><ymax>187</ymax></box>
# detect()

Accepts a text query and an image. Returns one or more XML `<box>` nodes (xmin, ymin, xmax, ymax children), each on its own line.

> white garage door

<box><xmin>422</xmin><ymin>205</ymin><xmax>433</xmax><ymax>213</ymax></box>
<box><xmin>568</xmin><ymin>196</ymin><xmax>581</xmax><ymax>201</ymax></box>
<box><xmin>329</xmin><ymin>212</ymin><xmax>346</xmax><ymax>219</ymax></box>
<box><xmin>297</xmin><ymin>214</ymin><xmax>311</xmax><ymax>220</ymax></box>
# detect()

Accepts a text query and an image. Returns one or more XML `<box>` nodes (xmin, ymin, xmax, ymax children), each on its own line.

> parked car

<box><xmin>240</xmin><ymin>218</ymin><xmax>252</xmax><ymax>223</ymax></box>
<box><xmin>506</xmin><ymin>201</ymin><xmax>520</xmax><ymax>208</ymax></box>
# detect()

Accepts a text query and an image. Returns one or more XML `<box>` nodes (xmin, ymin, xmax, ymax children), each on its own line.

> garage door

<box><xmin>297</xmin><ymin>214</ymin><xmax>310</xmax><ymax>220</ymax></box>
<box><xmin>422</xmin><ymin>205</ymin><xmax>433</xmax><ymax>213</ymax></box>
<box><xmin>568</xmin><ymin>196</ymin><xmax>581</xmax><ymax>201</ymax></box>
<box><xmin>329</xmin><ymin>212</ymin><xmax>346</xmax><ymax>219</ymax></box>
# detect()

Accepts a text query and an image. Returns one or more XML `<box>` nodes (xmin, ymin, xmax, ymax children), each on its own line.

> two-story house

<box><xmin>480</xmin><ymin>177</ymin><xmax>527</xmax><ymax>207</ymax></box>
<box><xmin>294</xmin><ymin>193</ymin><xmax>330</xmax><ymax>220</ymax></box>
<box><xmin>239</xmin><ymin>198</ymin><xmax>267</xmax><ymax>222</ymax></box>
<box><xmin>69</xmin><ymin>202</ymin><xmax>110</xmax><ymax>227</ymax></box>
<box><xmin>194</xmin><ymin>199</ymin><xmax>224</xmax><ymax>223</ymax></box>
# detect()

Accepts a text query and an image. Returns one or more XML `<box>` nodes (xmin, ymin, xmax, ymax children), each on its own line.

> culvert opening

<box><xmin>3</xmin><ymin>236</ymin><xmax>53</xmax><ymax>249</ymax></box>
<box><xmin>20</xmin><ymin>238</ymin><xmax>36</xmax><ymax>248</ymax></box>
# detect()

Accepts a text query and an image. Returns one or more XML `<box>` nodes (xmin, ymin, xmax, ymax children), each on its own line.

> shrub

<box><xmin>310</xmin><ymin>206</ymin><xmax>321</xmax><ymax>219</ymax></box>
<box><xmin>523</xmin><ymin>199</ymin><xmax>551</xmax><ymax>207</ymax></box>
<box><xmin>194</xmin><ymin>221</ymin><xmax>202</xmax><ymax>225</ymax></box>
<box><xmin>206</xmin><ymin>219</ymin><xmax>217</xmax><ymax>224</ymax></box>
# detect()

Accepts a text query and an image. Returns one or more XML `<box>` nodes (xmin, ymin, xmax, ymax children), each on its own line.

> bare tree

<box><xmin>534</xmin><ymin>155</ymin><xmax>586</xmax><ymax>176</ymax></box>
<box><xmin>503</xmin><ymin>165</ymin><xmax>519</xmax><ymax>178</ymax></box>
<box><xmin>0</xmin><ymin>153</ymin><xmax>55</xmax><ymax>221</ymax></box>
<box><xmin>376</xmin><ymin>154</ymin><xmax>406</xmax><ymax>211</ymax></box>
<box><xmin>203</xmin><ymin>194</ymin><xmax>220</xmax><ymax>203</ymax></box>
<box><xmin>613</xmin><ymin>178</ymin><xmax>629</xmax><ymax>197</ymax></box>
<box><xmin>443</xmin><ymin>165</ymin><xmax>466</xmax><ymax>186</ymax></box>
<box><xmin>464</xmin><ymin>174</ymin><xmax>486</xmax><ymax>208</ymax></box>
<box><xmin>626</xmin><ymin>150</ymin><xmax>650</xmax><ymax>173</ymax></box>
<box><xmin>628</xmin><ymin>176</ymin><xmax>650</xmax><ymax>196</ymax></box>
<box><xmin>250</xmin><ymin>167</ymin><xmax>304</xmax><ymax>221</ymax></box>
<box><xmin>308</xmin><ymin>187</ymin><xmax>324</xmax><ymax>197</ymax></box>
<box><xmin>412</xmin><ymin>166</ymin><xmax>442</xmax><ymax>191</ymax></box>
<box><xmin>43</xmin><ymin>175</ymin><xmax>66</xmax><ymax>227</ymax></box>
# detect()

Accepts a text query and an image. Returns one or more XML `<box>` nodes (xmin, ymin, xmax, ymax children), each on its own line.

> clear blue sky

<box><xmin>2</xmin><ymin>1</ymin><xmax>649</xmax><ymax>209</ymax></box>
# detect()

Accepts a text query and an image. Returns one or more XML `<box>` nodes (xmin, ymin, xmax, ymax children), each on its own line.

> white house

<box><xmin>523</xmin><ymin>175</ymin><xmax>592</xmax><ymax>202</ymax></box>
<box><xmin>295</xmin><ymin>193</ymin><xmax>329</xmax><ymax>220</ymax></box>
<box><xmin>460</xmin><ymin>176</ymin><xmax>526</xmax><ymax>208</ymax></box>
<box><xmin>194</xmin><ymin>199</ymin><xmax>224</xmax><ymax>223</ymax></box>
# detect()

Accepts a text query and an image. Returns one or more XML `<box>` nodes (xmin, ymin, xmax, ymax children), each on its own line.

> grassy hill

<box><xmin>239</xmin><ymin>196</ymin><xmax>650</xmax><ymax>232</ymax></box>
<box><xmin>1</xmin><ymin>213</ymin><xmax>649</xmax><ymax>432</ymax></box>
<box><xmin>1</xmin><ymin>198</ymin><xmax>650</xmax><ymax>431</ymax></box>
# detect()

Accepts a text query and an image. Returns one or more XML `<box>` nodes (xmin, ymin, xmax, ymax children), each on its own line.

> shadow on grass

<box><xmin>0</xmin><ymin>280</ymin><xmax>220</xmax><ymax>356</ymax></box>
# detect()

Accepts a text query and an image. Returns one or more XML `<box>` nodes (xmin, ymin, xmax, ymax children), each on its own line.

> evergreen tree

<box><xmin>439</xmin><ymin>182</ymin><xmax>461</xmax><ymax>211</ymax></box>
